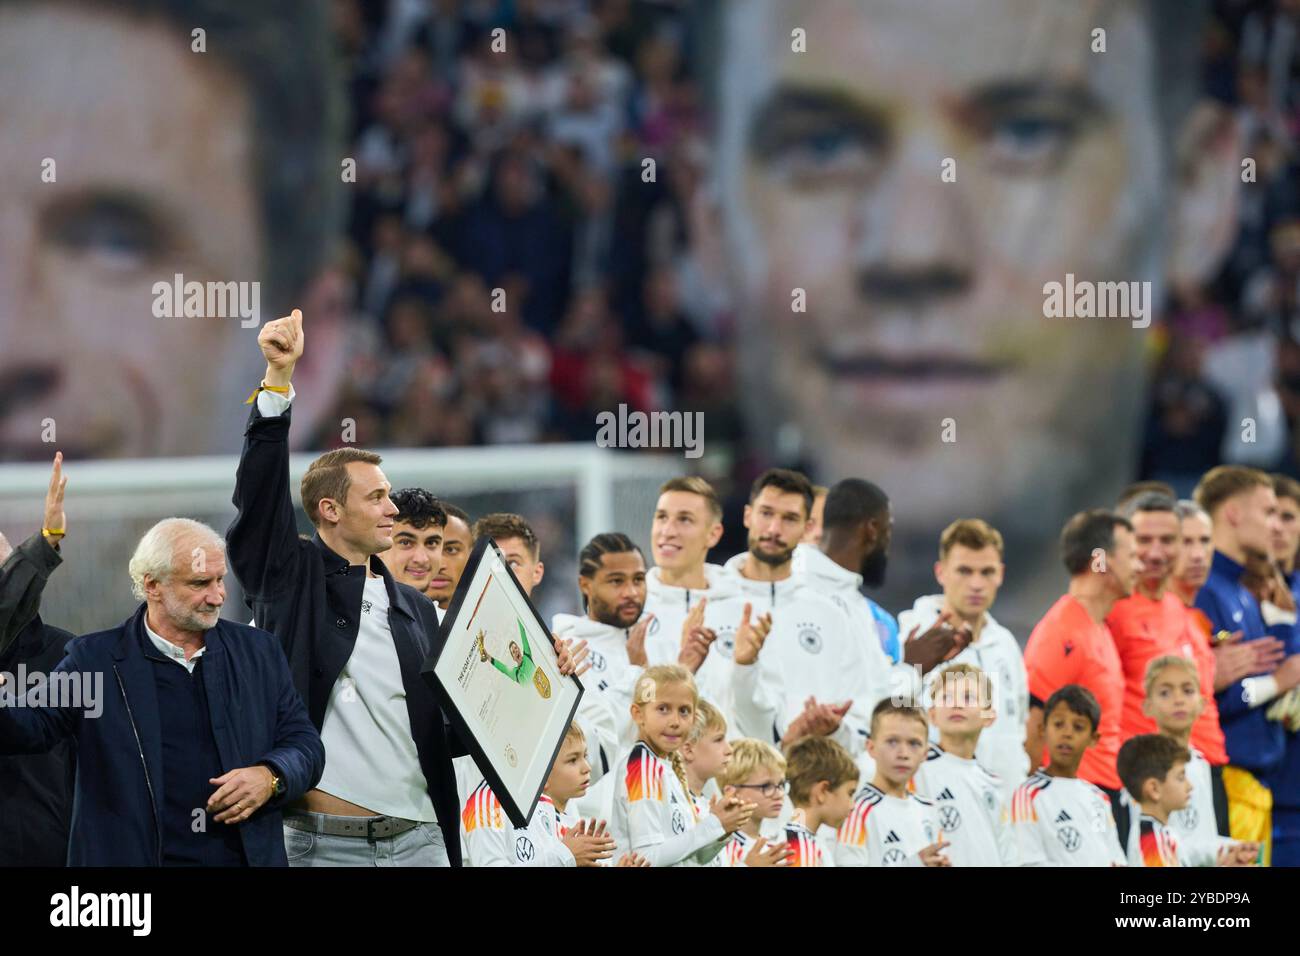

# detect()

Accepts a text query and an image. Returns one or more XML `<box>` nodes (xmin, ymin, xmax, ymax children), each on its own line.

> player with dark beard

<box><xmin>724</xmin><ymin>470</ymin><xmax>876</xmax><ymax>754</ymax></box>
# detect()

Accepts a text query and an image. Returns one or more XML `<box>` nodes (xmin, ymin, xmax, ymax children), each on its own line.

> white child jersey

<box><xmin>835</xmin><ymin>783</ymin><xmax>942</xmax><ymax>866</ymax></box>
<box><xmin>722</xmin><ymin>553</ymin><xmax>874</xmax><ymax>755</ymax></box>
<box><xmin>461</xmin><ymin>783</ymin><xmax>575</xmax><ymax>867</ymax></box>
<box><xmin>912</xmin><ymin>745</ymin><xmax>1018</xmax><ymax>866</ymax></box>
<box><xmin>783</xmin><ymin>815</ymin><xmax>834</xmax><ymax>867</ymax></box>
<box><xmin>552</xmin><ymin>612</ymin><xmax>642</xmax><ymax>753</ymax></box>
<box><xmin>721</xmin><ymin>829</ymin><xmax>757</xmax><ymax>867</ymax></box>
<box><xmin>792</xmin><ymin>543</ymin><xmax>906</xmax><ymax>713</ymax></box>
<box><xmin>1117</xmin><ymin>747</ymin><xmax>1232</xmax><ymax>867</ymax></box>
<box><xmin>899</xmin><ymin>594</ymin><xmax>1031</xmax><ymax>801</ymax></box>
<box><xmin>1010</xmin><ymin>771</ymin><xmax>1125</xmax><ymax>866</ymax></box>
<box><xmin>1128</xmin><ymin>813</ymin><xmax>1185</xmax><ymax>867</ymax></box>
<box><xmin>643</xmin><ymin>563</ymin><xmax>746</xmax><ymax>724</ymax></box>
<box><xmin>609</xmin><ymin>742</ymin><xmax>726</xmax><ymax>867</ymax></box>
<box><xmin>1168</xmin><ymin>747</ymin><xmax>1234</xmax><ymax>865</ymax></box>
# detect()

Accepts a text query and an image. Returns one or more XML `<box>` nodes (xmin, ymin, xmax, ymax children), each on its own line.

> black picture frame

<box><xmin>421</xmin><ymin>536</ymin><xmax>583</xmax><ymax>828</ymax></box>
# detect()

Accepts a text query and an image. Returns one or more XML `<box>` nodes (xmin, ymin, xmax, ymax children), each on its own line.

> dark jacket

<box><xmin>1195</xmin><ymin>550</ymin><xmax>1298</xmax><ymax>775</ymax></box>
<box><xmin>0</xmin><ymin>606</ymin><xmax>325</xmax><ymax>866</ymax></box>
<box><xmin>0</xmin><ymin>533</ymin><xmax>75</xmax><ymax>865</ymax></box>
<box><xmin>226</xmin><ymin>401</ymin><xmax>466</xmax><ymax>864</ymax></box>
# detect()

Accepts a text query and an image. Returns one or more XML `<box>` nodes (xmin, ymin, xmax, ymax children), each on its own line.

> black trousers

<box><xmin>1211</xmin><ymin>763</ymin><xmax>1230</xmax><ymax>836</ymax></box>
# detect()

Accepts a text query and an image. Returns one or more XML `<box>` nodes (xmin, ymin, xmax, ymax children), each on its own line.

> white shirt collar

<box><xmin>143</xmin><ymin>612</ymin><xmax>206</xmax><ymax>673</ymax></box>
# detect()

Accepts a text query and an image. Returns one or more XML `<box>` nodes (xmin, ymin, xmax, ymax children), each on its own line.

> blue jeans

<box><xmin>283</xmin><ymin>812</ymin><xmax>450</xmax><ymax>867</ymax></box>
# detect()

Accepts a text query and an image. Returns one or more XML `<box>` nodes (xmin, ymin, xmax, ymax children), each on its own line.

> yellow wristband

<box><xmin>244</xmin><ymin>381</ymin><xmax>291</xmax><ymax>405</ymax></box>
<box><xmin>42</xmin><ymin>528</ymin><xmax>65</xmax><ymax>538</ymax></box>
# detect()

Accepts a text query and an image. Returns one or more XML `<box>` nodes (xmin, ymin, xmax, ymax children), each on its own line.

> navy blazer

<box><xmin>0</xmin><ymin>606</ymin><xmax>324</xmax><ymax>866</ymax></box>
<box><xmin>227</xmin><ymin>401</ymin><xmax>467</xmax><ymax>863</ymax></box>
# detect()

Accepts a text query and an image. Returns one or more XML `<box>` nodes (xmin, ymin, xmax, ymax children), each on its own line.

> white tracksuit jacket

<box><xmin>643</xmin><ymin>563</ymin><xmax>748</xmax><ymax>725</ymax></box>
<box><xmin>722</xmin><ymin>553</ymin><xmax>875</xmax><ymax>755</ymax></box>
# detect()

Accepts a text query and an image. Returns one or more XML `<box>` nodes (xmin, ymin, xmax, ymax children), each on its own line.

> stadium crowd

<box><xmin>326</xmin><ymin>0</ymin><xmax>1300</xmax><ymax>500</ymax></box>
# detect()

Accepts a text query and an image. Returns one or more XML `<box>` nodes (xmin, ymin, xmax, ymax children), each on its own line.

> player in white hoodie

<box><xmin>726</xmin><ymin>469</ymin><xmax>876</xmax><ymax>755</ymax></box>
<box><xmin>897</xmin><ymin>518</ymin><xmax>1030</xmax><ymax>801</ymax></box>
<box><xmin>551</xmin><ymin>533</ymin><xmax>656</xmax><ymax>751</ymax></box>
<box><xmin>793</xmin><ymin>478</ymin><xmax>955</xmax><ymax>721</ymax></box>
<box><xmin>643</xmin><ymin>476</ymin><xmax>750</xmax><ymax>724</ymax></box>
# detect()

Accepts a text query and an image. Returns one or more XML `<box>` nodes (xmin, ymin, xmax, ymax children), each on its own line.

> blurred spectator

<box><xmin>549</xmin><ymin>289</ymin><xmax>654</xmax><ymax>437</ymax></box>
<box><xmin>627</xmin><ymin>267</ymin><xmax>699</xmax><ymax>398</ymax></box>
<box><xmin>454</xmin><ymin>150</ymin><xmax>573</xmax><ymax>332</ymax></box>
<box><xmin>1140</xmin><ymin>336</ymin><xmax>1230</xmax><ymax>496</ymax></box>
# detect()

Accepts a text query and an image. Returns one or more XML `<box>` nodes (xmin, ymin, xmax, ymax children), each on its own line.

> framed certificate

<box><xmin>421</xmin><ymin>537</ymin><xmax>583</xmax><ymax>827</ymax></box>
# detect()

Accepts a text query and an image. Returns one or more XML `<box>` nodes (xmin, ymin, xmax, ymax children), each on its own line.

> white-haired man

<box><xmin>0</xmin><ymin>518</ymin><xmax>324</xmax><ymax>866</ymax></box>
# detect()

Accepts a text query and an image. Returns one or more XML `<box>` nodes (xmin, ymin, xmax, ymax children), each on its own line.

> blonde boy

<box><xmin>462</xmin><ymin>723</ymin><xmax>617</xmax><ymax>867</ymax></box>
<box><xmin>680</xmin><ymin>700</ymin><xmax>733</xmax><ymax>815</ymax></box>
<box><xmin>718</xmin><ymin>738</ymin><xmax>792</xmax><ymax>866</ymax></box>
<box><xmin>913</xmin><ymin>663</ymin><xmax>1017</xmax><ymax>865</ymax></box>
<box><xmin>1141</xmin><ymin>656</ymin><xmax>1259</xmax><ymax>866</ymax></box>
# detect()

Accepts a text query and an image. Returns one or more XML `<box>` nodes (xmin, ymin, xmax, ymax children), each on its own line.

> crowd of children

<box><xmin>430</xmin><ymin>470</ymin><xmax>1291</xmax><ymax>867</ymax></box>
<box><xmin>458</xmin><ymin>653</ymin><xmax>1266</xmax><ymax>867</ymax></box>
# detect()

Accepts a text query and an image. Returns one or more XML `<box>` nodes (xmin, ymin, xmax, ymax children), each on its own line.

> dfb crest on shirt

<box><xmin>938</xmin><ymin>805</ymin><xmax>961</xmax><ymax>832</ymax></box>
<box><xmin>1088</xmin><ymin>800</ymin><xmax>1110</xmax><ymax>833</ymax></box>
<box><xmin>361</xmin><ymin>600</ymin><xmax>373</xmax><ymax>614</ymax></box>
<box><xmin>1178</xmin><ymin>805</ymin><xmax>1198</xmax><ymax>830</ymax></box>
<box><xmin>671</xmin><ymin>806</ymin><xmax>687</xmax><ymax>835</ymax></box>
<box><xmin>1056</xmin><ymin>825</ymin><xmax>1082</xmax><ymax>852</ymax></box>
<box><xmin>797</xmin><ymin>623</ymin><xmax>823</xmax><ymax>655</ymax></box>
<box><xmin>882</xmin><ymin>848</ymin><xmax>907</xmax><ymax>865</ymax></box>
<box><xmin>589</xmin><ymin>648</ymin><xmax>607</xmax><ymax>673</ymax></box>
<box><xmin>515</xmin><ymin>836</ymin><xmax>535</xmax><ymax>862</ymax></box>
<box><xmin>923</xmin><ymin>819</ymin><xmax>936</xmax><ymax>843</ymax></box>
<box><xmin>715</xmin><ymin>626</ymin><xmax>736</xmax><ymax>659</ymax></box>
<box><xmin>983</xmin><ymin>789</ymin><xmax>998</xmax><ymax>813</ymax></box>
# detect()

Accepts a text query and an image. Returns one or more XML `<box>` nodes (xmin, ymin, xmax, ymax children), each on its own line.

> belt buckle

<box><xmin>366</xmin><ymin>816</ymin><xmax>384</xmax><ymax>844</ymax></box>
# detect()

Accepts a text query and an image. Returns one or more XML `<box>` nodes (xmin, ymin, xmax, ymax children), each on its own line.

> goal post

<box><xmin>0</xmin><ymin>444</ymin><xmax>684</xmax><ymax>637</ymax></box>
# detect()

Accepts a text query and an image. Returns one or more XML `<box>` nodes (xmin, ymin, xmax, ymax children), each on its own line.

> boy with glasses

<box><xmin>717</xmin><ymin>738</ymin><xmax>792</xmax><ymax>867</ymax></box>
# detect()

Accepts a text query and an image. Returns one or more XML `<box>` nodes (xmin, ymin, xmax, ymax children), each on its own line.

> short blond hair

<box><xmin>686</xmin><ymin>699</ymin><xmax>726</xmax><ymax>745</ymax></box>
<box><xmin>718</xmin><ymin>738</ymin><xmax>786</xmax><ymax>790</ymax></box>
<box><xmin>562</xmin><ymin>721</ymin><xmax>586</xmax><ymax>748</ymax></box>
<box><xmin>938</xmin><ymin>518</ymin><xmax>1005</xmax><ymax>560</ymax></box>
<box><xmin>928</xmin><ymin>661</ymin><xmax>994</xmax><ymax>712</ymax></box>
<box><xmin>658</xmin><ymin>476</ymin><xmax>723</xmax><ymax>521</ymax></box>
<box><xmin>870</xmin><ymin>698</ymin><xmax>928</xmax><ymax>738</ymax></box>
<box><xmin>1143</xmin><ymin>655</ymin><xmax>1201</xmax><ymax>698</ymax></box>
<box><xmin>1194</xmin><ymin>465</ymin><xmax>1273</xmax><ymax>518</ymax></box>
